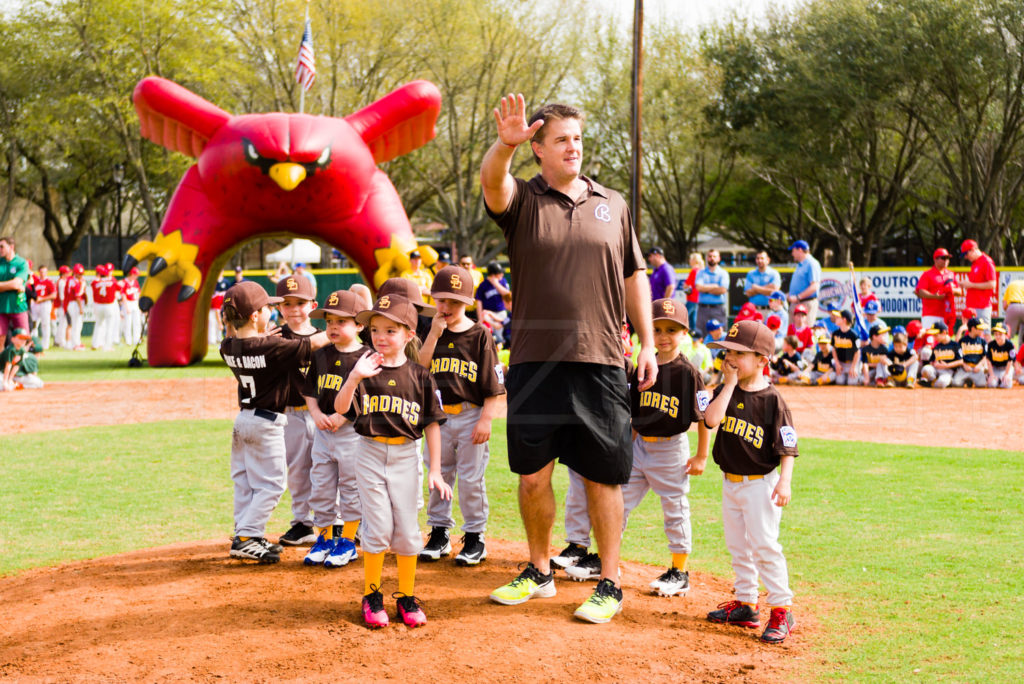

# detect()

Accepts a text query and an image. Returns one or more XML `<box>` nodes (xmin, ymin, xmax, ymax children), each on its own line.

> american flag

<box><xmin>295</xmin><ymin>18</ymin><xmax>315</xmax><ymax>91</ymax></box>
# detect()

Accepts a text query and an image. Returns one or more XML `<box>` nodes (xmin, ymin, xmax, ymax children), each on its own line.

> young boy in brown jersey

<box><xmin>220</xmin><ymin>281</ymin><xmax>328</xmax><ymax>564</ymax></box>
<box><xmin>418</xmin><ymin>266</ymin><xmax>506</xmax><ymax>566</ymax></box>
<box><xmin>275</xmin><ymin>274</ymin><xmax>321</xmax><ymax>547</ymax></box>
<box><xmin>301</xmin><ymin>290</ymin><xmax>371</xmax><ymax>568</ymax></box>
<box><xmin>623</xmin><ymin>299</ymin><xmax>710</xmax><ymax>597</ymax></box>
<box><xmin>703</xmin><ymin>320</ymin><xmax>799</xmax><ymax>644</ymax></box>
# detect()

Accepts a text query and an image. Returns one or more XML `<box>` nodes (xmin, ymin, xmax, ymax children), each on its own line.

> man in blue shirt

<box><xmin>694</xmin><ymin>249</ymin><xmax>728</xmax><ymax>333</ymax></box>
<box><xmin>786</xmin><ymin>240</ymin><xmax>822</xmax><ymax>323</ymax></box>
<box><xmin>743</xmin><ymin>250</ymin><xmax>782</xmax><ymax>315</ymax></box>
<box><xmin>646</xmin><ymin>246</ymin><xmax>676</xmax><ymax>301</ymax></box>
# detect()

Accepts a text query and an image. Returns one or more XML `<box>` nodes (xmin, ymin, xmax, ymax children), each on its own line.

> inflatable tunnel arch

<box><xmin>124</xmin><ymin>76</ymin><xmax>441</xmax><ymax>366</ymax></box>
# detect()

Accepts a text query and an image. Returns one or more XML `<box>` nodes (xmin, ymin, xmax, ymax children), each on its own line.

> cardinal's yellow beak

<box><xmin>269</xmin><ymin>163</ymin><xmax>307</xmax><ymax>191</ymax></box>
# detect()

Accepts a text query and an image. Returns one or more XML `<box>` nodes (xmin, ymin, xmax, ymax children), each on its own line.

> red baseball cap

<box><xmin>59</xmin><ymin>265</ymin><xmax>70</xmax><ymax>274</ymax></box>
<box><xmin>72</xmin><ymin>263</ymin><xmax>84</xmax><ymax>275</ymax></box>
<box><xmin>129</xmin><ymin>267</ymin><xmax>140</xmax><ymax>276</ymax></box>
<box><xmin>793</xmin><ymin>304</ymin><xmax>808</xmax><ymax>315</ymax></box>
<box><xmin>933</xmin><ymin>247</ymin><xmax>950</xmax><ymax>259</ymax></box>
<box><xmin>960</xmin><ymin>239</ymin><xmax>978</xmax><ymax>255</ymax></box>
<box><xmin>766</xmin><ymin>314</ymin><xmax>782</xmax><ymax>330</ymax></box>
<box><xmin>906</xmin><ymin>320</ymin><xmax>922</xmax><ymax>336</ymax></box>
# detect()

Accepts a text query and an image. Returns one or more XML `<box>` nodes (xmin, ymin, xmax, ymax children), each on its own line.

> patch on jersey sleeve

<box><xmin>494</xmin><ymin>363</ymin><xmax>505</xmax><ymax>384</ymax></box>
<box><xmin>696</xmin><ymin>390</ymin><xmax>711</xmax><ymax>412</ymax></box>
<box><xmin>780</xmin><ymin>425</ymin><xmax>798</xmax><ymax>448</ymax></box>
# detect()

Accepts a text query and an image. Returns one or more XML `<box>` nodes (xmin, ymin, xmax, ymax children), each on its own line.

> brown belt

<box><xmin>723</xmin><ymin>472</ymin><xmax>765</xmax><ymax>483</ymax></box>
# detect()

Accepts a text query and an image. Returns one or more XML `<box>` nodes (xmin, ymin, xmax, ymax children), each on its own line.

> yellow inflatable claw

<box><xmin>123</xmin><ymin>231</ymin><xmax>202</xmax><ymax>310</ymax></box>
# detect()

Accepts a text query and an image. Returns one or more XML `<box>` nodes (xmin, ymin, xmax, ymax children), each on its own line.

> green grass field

<box><xmin>1</xmin><ymin>419</ymin><xmax>1021</xmax><ymax>681</ymax></box>
<box><xmin>35</xmin><ymin>344</ymin><xmax>231</xmax><ymax>382</ymax></box>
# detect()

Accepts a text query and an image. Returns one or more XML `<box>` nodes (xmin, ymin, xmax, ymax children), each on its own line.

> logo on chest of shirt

<box><xmin>318</xmin><ymin>373</ymin><xmax>345</xmax><ymax>392</ymax></box>
<box><xmin>594</xmin><ymin>203</ymin><xmax>611</xmax><ymax>223</ymax></box>
<box><xmin>638</xmin><ymin>390</ymin><xmax>679</xmax><ymax>418</ymax></box>
<box><xmin>431</xmin><ymin>356</ymin><xmax>478</xmax><ymax>382</ymax></box>
<box><xmin>720</xmin><ymin>415</ymin><xmax>764</xmax><ymax>450</ymax></box>
<box><xmin>362</xmin><ymin>394</ymin><xmax>421</xmax><ymax>424</ymax></box>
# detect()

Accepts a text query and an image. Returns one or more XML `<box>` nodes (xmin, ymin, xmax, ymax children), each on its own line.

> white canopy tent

<box><xmin>264</xmin><ymin>238</ymin><xmax>322</xmax><ymax>265</ymax></box>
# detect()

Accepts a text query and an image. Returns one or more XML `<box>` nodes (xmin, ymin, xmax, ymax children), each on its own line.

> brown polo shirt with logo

<box><xmin>486</xmin><ymin>174</ymin><xmax>644</xmax><ymax>367</ymax></box>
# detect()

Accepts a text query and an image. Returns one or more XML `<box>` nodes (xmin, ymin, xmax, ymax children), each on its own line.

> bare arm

<box><xmin>0</xmin><ymin>277</ymin><xmax>23</xmax><ymax>293</ymax></box>
<box><xmin>703</xmin><ymin>364</ymin><xmax>737</xmax><ymax>428</ymax></box>
<box><xmin>772</xmin><ymin>455</ymin><xmax>795</xmax><ymax>507</ymax></box>
<box><xmin>480</xmin><ymin>94</ymin><xmax>544</xmax><ymax>215</ymax></box>
<box><xmin>418</xmin><ymin>314</ymin><xmax>447</xmax><ymax>367</ymax></box>
<box><xmin>625</xmin><ymin>269</ymin><xmax>657</xmax><ymax>390</ymax></box>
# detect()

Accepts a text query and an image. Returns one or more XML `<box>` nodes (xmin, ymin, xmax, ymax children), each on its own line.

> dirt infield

<box><xmin>3</xmin><ymin>378</ymin><xmax>1019</xmax><ymax>681</ymax></box>
<box><xmin>5</xmin><ymin>378</ymin><xmax>1022</xmax><ymax>450</ymax></box>
<box><xmin>0</xmin><ymin>539</ymin><xmax>817</xmax><ymax>683</ymax></box>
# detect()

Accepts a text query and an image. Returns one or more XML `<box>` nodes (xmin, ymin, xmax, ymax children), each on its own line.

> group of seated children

<box><xmin>769</xmin><ymin>306</ymin><xmax>1021</xmax><ymax>388</ymax></box>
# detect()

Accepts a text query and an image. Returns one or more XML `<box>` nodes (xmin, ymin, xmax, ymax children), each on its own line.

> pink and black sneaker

<box><xmin>394</xmin><ymin>594</ymin><xmax>427</xmax><ymax>628</ymax></box>
<box><xmin>362</xmin><ymin>587</ymin><xmax>389</xmax><ymax>629</ymax></box>
<box><xmin>760</xmin><ymin>607</ymin><xmax>796</xmax><ymax>643</ymax></box>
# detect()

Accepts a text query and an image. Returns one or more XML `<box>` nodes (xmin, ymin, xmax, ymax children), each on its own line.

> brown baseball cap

<box><xmin>378</xmin><ymin>277</ymin><xmax>435</xmax><ymax>314</ymax></box>
<box><xmin>431</xmin><ymin>265</ymin><xmax>475</xmax><ymax>305</ymax></box>
<box><xmin>275</xmin><ymin>274</ymin><xmax>315</xmax><ymax>300</ymax></box>
<box><xmin>356</xmin><ymin>294</ymin><xmax>418</xmax><ymax>330</ymax></box>
<box><xmin>224</xmin><ymin>281</ymin><xmax>282</xmax><ymax>318</ymax></box>
<box><xmin>707</xmin><ymin>320</ymin><xmax>775</xmax><ymax>357</ymax></box>
<box><xmin>651</xmin><ymin>298</ymin><xmax>688</xmax><ymax>328</ymax></box>
<box><xmin>310</xmin><ymin>289</ymin><xmax>366</xmax><ymax>319</ymax></box>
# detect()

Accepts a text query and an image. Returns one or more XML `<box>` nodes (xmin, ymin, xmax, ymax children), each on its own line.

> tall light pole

<box><xmin>113</xmin><ymin>163</ymin><xmax>125</xmax><ymax>267</ymax></box>
<box><xmin>630</xmin><ymin>0</ymin><xmax>644</xmax><ymax>235</ymax></box>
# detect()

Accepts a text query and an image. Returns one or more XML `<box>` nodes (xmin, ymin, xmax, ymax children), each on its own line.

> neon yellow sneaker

<box><xmin>489</xmin><ymin>563</ymin><xmax>556</xmax><ymax>605</ymax></box>
<box><xmin>574</xmin><ymin>578</ymin><xmax>623</xmax><ymax>623</ymax></box>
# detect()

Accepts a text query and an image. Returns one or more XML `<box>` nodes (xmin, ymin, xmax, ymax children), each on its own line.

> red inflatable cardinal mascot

<box><xmin>123</xmin><ymin>76</ymin><xmax>441</xmax><ymax>366</ymax></box>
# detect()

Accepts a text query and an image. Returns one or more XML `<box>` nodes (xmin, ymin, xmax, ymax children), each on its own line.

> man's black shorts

<box><xmin>506</xmin><ymin>361</ymin><xmax>632</xmax><ymax>485</ymax></box>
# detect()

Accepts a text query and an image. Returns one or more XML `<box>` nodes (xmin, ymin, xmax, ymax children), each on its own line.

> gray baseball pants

<box><xmin>231</xmin><ymin>409</ymin><xmax>287</xmax><ymax>538</ymax></box>
<box><xmin>835</xmin><ymin>361</ymin><xmax>860</xmax><ymax>385</ymax></box>
<box><xmin>309</xmin><ymin>423</ymin><xmax>362</xmax><ymax>530</ymax></box>
<box><xmin>563</xmin><ymin>468</ymin><xmax>592</xmax><ymax>548</ymax></box>
<box><xmin>357</xmin><ymin>437</ymin><xmax>421</xmax><ymax>556</ymax></box>
<box><xmin>284</xmin><ymin>406</ymin><xmax>315</xmax><ymax>528</ymax></box>
<box><xmin>953</xmin><ymin>366</ymin><xmax>987</xmax><ymax>387</ymax></box>
<box><xmin>623</xmin><ymin>434</ymin><xmax>692</xmax><ymax>554</ymax></box>
<box><xmin>425</xmin><ymin>405</ymin><xmax>489</xmax><ymax>534</ymax></box>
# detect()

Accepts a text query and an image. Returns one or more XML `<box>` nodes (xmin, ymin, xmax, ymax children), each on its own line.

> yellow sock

<box><xmin>671</xmin><ymin>553</ymin><xmax>689</xmax><ymax>571</ymax></box>
<box><xmin>341</xmin><ymin>520</ymin><xmax>360</xmax><ymax>541</ymax></box>
<box><xmin>397</xmin><ymin>554</ymin><xmax>417</xmax><ymax>596</ymax></box>
<box><xmin>318</xmin><ymin>526</ymin><xmax>333</xmax><ymax>540</ymax></box>
<box><xmin>742</xmin><ymin>601</ymin><xmax>758</xmax><ymax>609</ymax></box>
<box><xmin>238</xmin><ymin>536</ymin><xmax>249</xmax><ymax>542</ymax></box>
<box><xmin>363</xmin><ymin>552</ymin><xmax>385</xmax><ymax>595</ymax></box>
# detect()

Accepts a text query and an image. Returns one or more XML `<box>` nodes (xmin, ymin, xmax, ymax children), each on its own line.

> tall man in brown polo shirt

<box><xmin>481</xmin><ymin>93</ymin><xmax>657</xmax><ymax>623</ymax></box>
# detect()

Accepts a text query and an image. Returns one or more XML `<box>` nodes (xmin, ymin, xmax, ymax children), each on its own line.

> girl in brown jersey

<box><xmin>334</xmin><ymin>294</ymin><xmax>452</xmax><ymax>629</ymax></box>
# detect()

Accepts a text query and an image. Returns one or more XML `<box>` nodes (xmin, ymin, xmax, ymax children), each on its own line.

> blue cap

<box><xmin>788</xmin><ymin>239</ymin><xmax>810</xmax><ymax>251</ymax></box>
<box><xmin>864</xmin><ymin>300</ymin><xmax>880</xmax><ymax>314</ymax></box>
<box><xmin>295</xmin><ymin>262</ymin><xmax>306</xmax><ymax>268</ymax></box>
<box><xmin>705</xmin><ymin>319</ymin><xmax>723</xmax><ymax>332</ymax></box>
<box><xmin>824</xmin><ymin>301</ymin><xmax>841</xmax><ymax>311</ymax></box>
<box><xmin>769</xmin><ymin>291</ymin><xmax>786</xmax><ymax>301</ymax></box>
<box><xmin>892</xmin><ymin>325</ymin><xmax>907</xmax><ymax>335</ymax></box>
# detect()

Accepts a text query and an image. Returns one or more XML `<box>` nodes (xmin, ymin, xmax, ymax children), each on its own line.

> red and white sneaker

<box><xmin>361</xmin><ymin>587</ymin><xmax>389</xmax><ymax>629</ymax></box>
<box><xmin>395</xmin><ymin>594</ymin><xmax>427</xmax><ymax>628</ymax></box>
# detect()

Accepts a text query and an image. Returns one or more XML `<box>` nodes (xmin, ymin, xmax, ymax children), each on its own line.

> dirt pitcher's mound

<box><xmin>0</xmin><ymin>539</ymin><xmax>816</xmax><ymax>682</ymax></box>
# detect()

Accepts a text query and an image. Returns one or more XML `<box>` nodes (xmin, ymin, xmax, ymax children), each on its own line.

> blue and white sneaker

<box><xmin>303</xmin><ymin>534</ymin><xmax>336</xmax><ymax>566</ymax></box>
<box><xmin>324</xmin><ymin>537</ymin><xmax>358</xmax><ymax>568</ymax></box>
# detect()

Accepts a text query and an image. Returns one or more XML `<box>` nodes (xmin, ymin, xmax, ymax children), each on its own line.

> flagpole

<box><xmin>299</xmin><ymin>2</ymin><xmax>309</xmax><ymax>114</ymax></box>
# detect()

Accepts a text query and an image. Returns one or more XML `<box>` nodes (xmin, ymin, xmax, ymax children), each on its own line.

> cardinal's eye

<box><xmin>243</xmin><ymin>139</ymin><xmax>260</xmax><ymax>163</ymax></box>
<box><xmin>316</xmin><ymin>146</ymin><xmax>331</xmax><ymax>167</ymax></box>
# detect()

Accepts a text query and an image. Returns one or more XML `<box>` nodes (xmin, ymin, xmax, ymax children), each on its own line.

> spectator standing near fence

<box><xmin>683</xmin><ymin>253</ymin><xmax>703</xmax><ymax>331</ymax></box>
<box><xmin>744</xmin><ymin>251</ymin><xmax>782</xmax><ymax>317</ymax></box>
<box><xmin>0</xmin><ymin>237</ymin><xmax>30</xmax><ymax>345</ymax></box>
<box><xmin>695</xmin><ymin>249</ymin><xmax>728</xmax><ymax>334</ymax></box>
<box><xmin>646</xmin><ymin>247</ymin><xmax>676</xmax><ymax>301</ymax></box>
<box><xmin>915</xmin><ymin>248</ymin><xmax>960</xmax><ymax>331</ymax></box>
<box><xmin>1002</xmin><ymin>278</ymin><xmax>1024</xmax><ymax>345</ymax></box>
<box><xmin>959</xmin><ymin>240</ymin><xmax>996</xmax><ymax>335</ymax></box>
<box><xmin>786</xmin><ymin>240</ymin><xmax>821</xmax><ymax>324</ymax></box>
